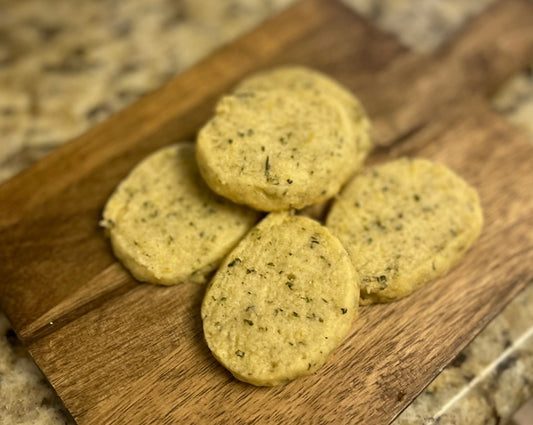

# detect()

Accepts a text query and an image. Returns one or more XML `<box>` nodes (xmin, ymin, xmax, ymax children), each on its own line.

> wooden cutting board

<box><xmin>1</xmin><ymin>0</ymin><xmax>533</xmax><ymax>423</ymax></box>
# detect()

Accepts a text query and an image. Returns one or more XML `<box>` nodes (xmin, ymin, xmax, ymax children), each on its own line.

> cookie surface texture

<box><xmin>236</xmin><ymin>65</ymin><xmax>372</xmax><ymax>167</ymax></box>
<box><xmin>101</xmin><ymin>142</ymin><xmax>260</xmax><ymax>285</ymax></box>
<box><xmin>326</xmin><ymin>158</ymin><xmax>483</xmax><ymax>304</ymax></box>
<box><xmin>202</xmin><ymin>213</ymin><xmax>359</xmax><ymax>386</ymax></box>
<box><xmin>196</xmin><ymin>88</ymin><xmax>356</xmax><ymax>211</ymax></box>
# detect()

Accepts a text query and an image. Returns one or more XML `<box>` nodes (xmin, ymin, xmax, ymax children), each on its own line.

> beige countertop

<box><xmin>1</xmin><ymin>0</ymin><xmax>532</xmax><ymax>424</ymax></box>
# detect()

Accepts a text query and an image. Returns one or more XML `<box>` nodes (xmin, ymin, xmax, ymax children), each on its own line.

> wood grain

<box><xmin>28</xmin><ymin>100</ymin><xmax>533</xmax><ymax>425</ymax></box>
<box><xmin>369</xmin><ymin>0</ymin><xmax>533</xmax><ymax>146</ymax></box>
<box><xmin>1</xmin><ymin>0</ymin><xmax>409</xmax><ymax>339</ymax></box>
<box><xmin>0</xmin><ymin>0</ymin><xmax>533</xmax><ymax>424</ymax></box>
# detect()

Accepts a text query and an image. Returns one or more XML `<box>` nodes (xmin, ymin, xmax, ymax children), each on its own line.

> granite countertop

<box><xmin>1</xmin><ymin>0</ymin><xmax>532</xmax><ymax>424</ymax></box>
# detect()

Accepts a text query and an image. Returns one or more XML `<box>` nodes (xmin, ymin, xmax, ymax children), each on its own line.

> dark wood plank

<box><xmin>0</xmin><ymin>0</ymin><xmax>533</xmax><ymax>424</ymax></box>
<box><xmin>0</xmin><ymin>0</ymin><xmax>410</xmax><ymax>339</ymax></box>
<box><xmin>28</xmin><ymin>101</ymin><xmax>533</xmax><ymax>425</ymax></box>
<box><xmin>3</xmin><ymin>0</ymin><xmax>533</xmax><ymax>339</ymax></box>
<box><xmin>370</xmin><ymin>0</ymin><xmax>533</xmax><ymax>145</ymax></box>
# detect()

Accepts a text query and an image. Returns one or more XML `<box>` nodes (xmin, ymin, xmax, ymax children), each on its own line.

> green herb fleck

<box><xmin>293</xmin><ymin>312</ymin><xmax>299</xmax><ymax>317</ymax></box>
<box><xmin>341</xmin><ymin>308</ymin><xmax>348</xmax><ymax>314</ymax></box>
<box><xmin>265</xmin><ymin>156</ymin><xmax>270</xmax><ymax>181</ymax></box>
<box><xmin>243</xmin><ymin>319</ymin><xmax>254</xmax><ymax>326</ymax></box>
<box><xmin>306</xmin><ymin>313</ymin><xmax>323</xmax><ymax>322</ymax></box>
<box><xmin>310</xmin><ymin>235</ymin><xmax>320</xmax><ymax>249</ymax></box>
<box><xmin>285</xmin><ymin>273</ymin><xmax>296</xmax><ymax>290</ymax></box>
<box><xmin>235</xmin><ymin>350</ymin><xmax>245</xmax><ymax>358</ymax></box>
<box><xmin>228</xmin><ymin>258</ymin><xmax>242</xmax><ymax>267</ymax></box>
<box><xmin>104</xmin><ymin>219</ymin><xmax>115</xmax><ymax>228</ymax></box>
<box><xmin>287</xmin><ymin>179</ymin><xmax>293</xmax><ymax>184</ymax></box>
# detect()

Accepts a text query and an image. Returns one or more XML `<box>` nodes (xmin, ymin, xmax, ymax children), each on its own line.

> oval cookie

<box><xmin>236</xmin><ymin>65</ymin><xmax>372</xmax><ymax>168</ymax></box>
<box><xmin>202</xmin><ymin>213</ymin><xmax>359</xmax><ymax>386</ymax></box>
<box><xmin>196</xmin><ymin>88</ymin><xmax>356</xmax><ymax>211</ymax></box>
<box><xmin>326</xmin><ymin>158</ymin><xmax>483</xmax><ymax>304</ymax></box>
<box><xmin>101</xmin><ymin>142</ymin><xmax>260</xmax><ymax>285</ymax></box>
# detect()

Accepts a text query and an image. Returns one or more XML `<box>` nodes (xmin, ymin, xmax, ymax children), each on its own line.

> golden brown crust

<box><xmin>196</xmin><ymin>88</ymin><xmax>356</xmax><ymax>211</ymax></box>
<box><xmin>202</xmin><ymin>213</ymin><xmax>359</xmax><ymax>385</ymax></box>
<box><xmin>101</xmin><ymin>143</ymin><xmax>260</xmax><ymax>285</ymax></box>
<box><xmin>326</xmin><ymin>158</ymin><xmax>483</xmax><ymax>304</ymax></box>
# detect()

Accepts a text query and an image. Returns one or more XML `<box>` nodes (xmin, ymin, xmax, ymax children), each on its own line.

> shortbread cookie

<box><xmin>101</xmin><ymin>142</ymin><xmax>260</xmax><ymax>285</ymax></box>
<box><xmin>202</xmin><ymin>213</ymin><xmax>359</xmax><ymax>386</ymax></box>
<box><xmin>236</xmin><ymin>65</ymin><xmax>372</xmax><ymax>167</ymax></box>
<box><xmin>326</xmin><ymin>158</ymin><xmax>483</xmax><ymax>304</ymax></box>
<box><xmin>196</xmin><ymin>88</ymin><xmax>356</xmax><ymax>211</ymax></box>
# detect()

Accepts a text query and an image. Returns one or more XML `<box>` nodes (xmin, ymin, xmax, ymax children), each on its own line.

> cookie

<box><xmin>326</xmin><ymin>158</ymin><xmax>483</xmax><ymax>304</ymax></box>
<box><xmin>236</xmin><ymin>65</ymin><xmax>372</xmax><ymax>167</ymax></box>
<box><xmin>202</xmin><ymin>213</ymin><xmax>359</xmax><ymax>386</ymax></box>
<box><xmin>101</xmin><ymin>142</ymin><xmax>260</xmax><ymax>285</ymax></box>
<box><xmin>196</xmin><ymin>88</ymin><xmax>356</xmax><ymax>211</ymax></box>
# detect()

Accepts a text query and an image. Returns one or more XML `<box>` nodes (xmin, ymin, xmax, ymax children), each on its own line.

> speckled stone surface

<box><xmin>1</xmin><ymin>0</ymin><xmax>532</xmax><ymax>424</ymax></box>
<box><xmin>393</xmin><ymin>283</ymin><xmax>533</xmax><ymax>425</ymax></box>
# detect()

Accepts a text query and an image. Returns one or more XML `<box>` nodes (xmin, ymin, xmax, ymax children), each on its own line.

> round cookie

<box><xmin>236</xmin><ymin>65</ymin><xmax>372</xmax><ymax>167</ymax></box>
<box><xmin>202</xmin><ymin>213</ymin><xmax>359</xmax><ymax>386</ymax></box>
<box><xmin>196</xmin><ymin>88</ymin><xmax>356</xmax><ymax>211</ymax></box>
<box><xmin>101</xmin><ymin>142</ymin><xmax>261</xmax><ymax>285</ymax></box>
<box><xmin>326</xmin><ymin>158</ymin><xmax>483</xmax><ymax>304</ymax></box>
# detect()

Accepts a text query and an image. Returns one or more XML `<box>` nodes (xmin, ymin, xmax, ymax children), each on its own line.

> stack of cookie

<box><xmin>101</xmin><ymin>66</ymin><xmax>482</xmax><ymax>386</ymax></box>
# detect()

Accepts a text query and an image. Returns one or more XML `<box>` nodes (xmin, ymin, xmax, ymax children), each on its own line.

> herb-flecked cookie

<box><xmin>236</xmin><ymin>65</ymin><xmax>372</xmax><ymax>168</ymax></box>
<box><xmin>101</xmin><ymin>142</ymin><xmax>260</xmax><ymax>285</ymax></box>
<box><xmin>326</xmin><ymin>158</ymin><xmax>483</xmax><ymax>304</ymax></box>
<box><xmin>202</xmin><ymin>213</ymin><xmax>359</xmax><ymax>386</ymax></box>
<box><xmin>196</xmin><ymin>88</ymin><xmax>356</xmax><ymax>211</ymax></box>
